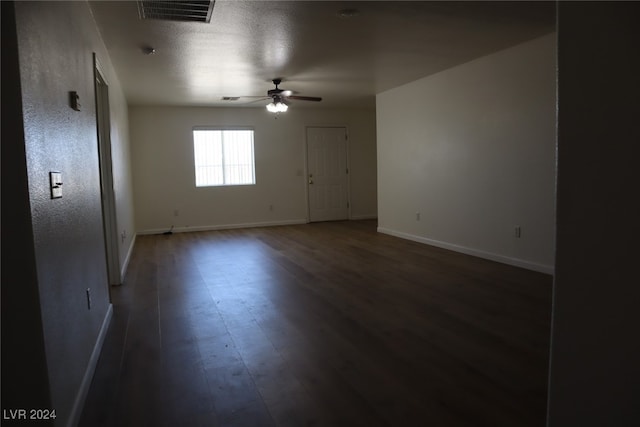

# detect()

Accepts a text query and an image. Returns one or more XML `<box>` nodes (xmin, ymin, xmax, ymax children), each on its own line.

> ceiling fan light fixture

<box><xmin>337</xmin><ymin>8</ymin><xmax>359</xmax><ymax>19</ymax></box>
<box><xmin>266</xmin><ymin>99</ymin><xmax>288</xmax><ymax>113</ymax></box>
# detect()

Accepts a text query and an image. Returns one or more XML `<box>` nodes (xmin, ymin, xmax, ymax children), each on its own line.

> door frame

<box><xmin>94</xmin><ymin>54</ymin><xmax>121</xmax><ymax>287</ymax></box>
<box><xmin>304</xmin><ymin>125</ymin><xmax>351</xmax><ymax>222</ymax></box>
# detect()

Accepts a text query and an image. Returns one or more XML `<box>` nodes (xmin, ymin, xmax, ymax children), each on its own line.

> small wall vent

<box><xmin>137</xmin><ymin>1</ymin><xmax>215</xmax><ymax>23</ymax></box>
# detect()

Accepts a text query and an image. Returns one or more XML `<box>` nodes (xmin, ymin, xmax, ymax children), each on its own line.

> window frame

<box><xmin>192</xmin><ymin>126</ymin><xmax>256</xmax><ymax>188</ymax></box>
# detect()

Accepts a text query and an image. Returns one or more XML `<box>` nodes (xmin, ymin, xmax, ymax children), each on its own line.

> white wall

<box><xmin>376</xmin><ymin>33</ymin><xmax>556</xmax><ymax>273</ymax></box>
<box><xmin>12</xmin><ymin>1</ymin><xmax>134</xmax><ymax>425</ymax></box>
<box><xmin>130</xmin><ymin>106</ymin><xmax>377</xmax><ymax>233</ymax></box>
<box><xmin>108</xmin><ymin>74</ymin><xmax>136</xmax><ymax>279</ymax></box>
<box><xmin>548</xmin><ymin>3</ymin><xmax>640</xmax><ymax>426</ymax></box>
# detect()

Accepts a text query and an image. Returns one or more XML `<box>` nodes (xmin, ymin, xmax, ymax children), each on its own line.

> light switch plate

<box><xmin>50</xmin><ymin>171</ymin><xmax>63</xmax><ymax>199</ymax></box>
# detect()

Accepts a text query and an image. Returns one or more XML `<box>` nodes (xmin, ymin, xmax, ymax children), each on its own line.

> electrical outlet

<box><xmin>269</xmin><ymin>204</ymin><xmax>274</xmax><ymax>212</ymax></box>
<box><xmin>515</xmin><ymin>226</ymin><xmax>522</xmax><ymax>238</ymax></box>
<box><xmin>416</xmin><ymin>212</ymin><xmax>421</xmax><ymax>221</ymax></box>
<box><xmin>173</xmin><ymin>209</ymin><xmax>179</xmax><ymax>217</ymax></box>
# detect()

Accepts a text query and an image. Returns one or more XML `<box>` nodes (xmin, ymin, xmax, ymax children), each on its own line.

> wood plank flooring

<box><xmin>79</xmin><ymin>220</ymin><xmax>552</xmax><ymax>427</ymax></box>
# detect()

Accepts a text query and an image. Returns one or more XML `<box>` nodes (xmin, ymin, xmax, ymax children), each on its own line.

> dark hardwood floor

<box><xmin>79</xmin><ymin>220</ymin><xmax>552</xmax><ymax>427</ymax></box>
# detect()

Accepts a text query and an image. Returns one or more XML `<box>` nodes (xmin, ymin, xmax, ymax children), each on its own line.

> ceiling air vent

<box><xmin>137</xmin><ymin>1</ymin><xmax>215</xmax><ymax>23</ymax></box>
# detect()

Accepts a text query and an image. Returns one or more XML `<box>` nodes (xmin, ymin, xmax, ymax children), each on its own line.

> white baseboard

<box><xmin>377</xmin><ymin>227</ymin><xmax>554</xmax><ymax>275</ymax></box>
<box><xmin>67</xmin><ymin>303</ymin><xmax>113</xmax><ymax>427</ymax></box>
<box><xmin>137</xmin><ymin>219</ymin><xmax>308</xmax><ymax>236</ymax></box>
<box><xmin>119</xmin><ymin>233</ymin><xmax>136</xmax><ymax>283</ymax></box>
<box><xmin>350</xmin><ymin>214</ymin><xmax>378</xmax><ymax>220</ymax></box>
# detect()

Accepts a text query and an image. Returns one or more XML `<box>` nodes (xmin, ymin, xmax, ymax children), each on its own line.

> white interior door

<box><xmin>307</xmin><ymin>127</ymin><xmax>349</xmax><ymax>222</ymax></box>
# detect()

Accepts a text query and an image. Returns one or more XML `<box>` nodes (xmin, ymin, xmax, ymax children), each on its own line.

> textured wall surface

<box><xmin>376</xmin><ymin>33</ymin><xmax>556</xmax><ymax>273</ymax></box>
<box><xmin>13</xmin><ymin>2</ymin><xmax>132</xmax><ymax>425</ymax></box>
<box><xmin>1</xmin><ymin>1</ymin><xmax>52</xmax><ymax>415</ymax></box>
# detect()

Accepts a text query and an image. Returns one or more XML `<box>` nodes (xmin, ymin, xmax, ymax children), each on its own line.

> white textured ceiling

<box><xmin>89</xmin><ymin>0</ymin><xmax>555</xmax><ymax>108</ymax></box>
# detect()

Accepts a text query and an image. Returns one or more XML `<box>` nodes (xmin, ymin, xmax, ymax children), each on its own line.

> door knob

<box><xmin>308</xmin><ymin>174</ymin><xmax>314</xmax><ymax>185</ymax></box>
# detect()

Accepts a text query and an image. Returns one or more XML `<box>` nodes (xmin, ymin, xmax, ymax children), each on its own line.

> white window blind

<box><xmin>193</xmin><ymin>129</ymin><xmax>255</xmax><ymax>187</ymax></box>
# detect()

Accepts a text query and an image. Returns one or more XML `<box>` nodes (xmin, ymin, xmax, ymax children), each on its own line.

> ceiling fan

<box><xmin>266</xmin><ymin>79</ymin><xmax>322</xmax><ymax>112</ymax></box>
<box><xmin>225</xmin><ymin>79</ymin><xmax>322</xmax><ymax>112</ymax></box>
<box><xmin>267</xmin><ymin>79</ymin><xmax>322</xmax><ymax>103</ymax></box>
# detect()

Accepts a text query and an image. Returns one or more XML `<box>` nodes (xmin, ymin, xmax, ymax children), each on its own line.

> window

<box><xmin>193</xmin><ymin>129</ymin><xmax>255</xmax><ymax>187</ymax></box>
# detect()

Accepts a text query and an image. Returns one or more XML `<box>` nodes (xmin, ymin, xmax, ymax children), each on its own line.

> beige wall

<box><xmin>130</xmin><ymin>106</ymin><xmax>377</xmax><ymax>233</ymax></box>
<box><xmin>376</xmin><ymin>33</ymin><xmax>556</xmax><ymax>273</ymax></box>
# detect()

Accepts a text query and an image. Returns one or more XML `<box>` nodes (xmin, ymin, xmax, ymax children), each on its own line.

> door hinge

<box><xmin>346</xmin><ymin>168</ymin><xmax>349</xmax><ymax>174</ymax></box>
<box><xmin>347</xmin><ymin>201</ymin><xmax>350</xmax><ymax>208</ymax></box>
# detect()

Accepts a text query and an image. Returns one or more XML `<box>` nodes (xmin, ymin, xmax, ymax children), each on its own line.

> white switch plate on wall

<box><xmin>50</xmin><ymin>171</ymin><xmax>63</xmax><ymax>199</ymax></box>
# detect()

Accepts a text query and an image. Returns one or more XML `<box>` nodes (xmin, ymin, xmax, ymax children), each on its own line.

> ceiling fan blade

<box><xmin>268</xmin><ymin>89</ymin><xmax>294</xmax><ymax>97</ymax></box>
<box><xmin>222</xmin><ymin>95</ymin><xmax>268</xmax><ymax>100</ymax></box>
<box><xmin>220</xmin><ymin>96</ymin><xmax>270</xmax><ymax>105</ymax></box>
<box><xmin>246</xmin><ymin>97</ymin><xmax>271</xmax><ymax>104</ymax></box>
<box><xmin>287</xmin><ymin>95</ymin><xmax>322</xmax><ymax>102</ymax></box>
